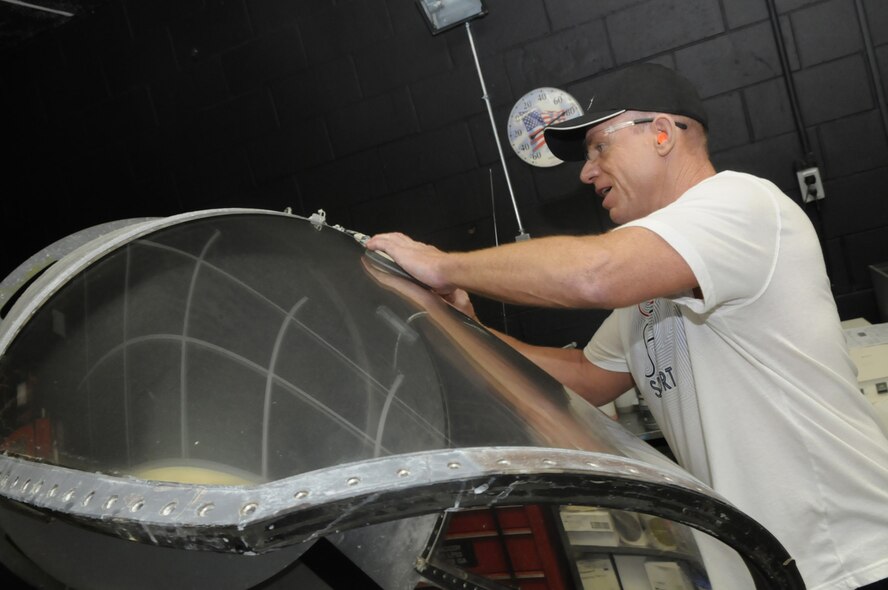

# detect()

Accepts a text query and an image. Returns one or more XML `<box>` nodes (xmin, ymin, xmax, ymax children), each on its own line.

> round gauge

<box><xmin>507</xmin><ymin>87</ymin><xmax>583</xmax><ymax>167</ymax></box>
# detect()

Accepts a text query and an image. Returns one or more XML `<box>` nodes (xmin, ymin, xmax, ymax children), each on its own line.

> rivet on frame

<box><xmin>294</xmin><ymin>490</ymin><xmax>309</xmax><ymax>500</ymax></box>
<box><xmin>197</xmin><ymin>503</ymin><xmax>215</xmax><ymax>517</ymax></box>
<box><xmin>241</xmin><ymin>502</ymin><xmax>258</xmax><ymax>517</ymax></box>
<box><xmin>396</xmin><ymin>468</ymin><xmax>410</xmax><ymax>477</ymax></box>
<box><xmin>447</xmin><ymin>462</ymin><xmax>461</xmax><ymax>470</ymax></box>
<box><xmin>346</xmin><ymin>477</ymin><xmax>360</xmax><ymax>487</ymax></box>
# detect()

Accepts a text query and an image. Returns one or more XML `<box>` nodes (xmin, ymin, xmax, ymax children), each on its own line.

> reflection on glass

<box><xmin>560</xmin><ymin>506</ymin><xmax>709</xmax><ymax>589</ymax></box>
<box><xmin>422</xmin><ymin>504</ymin><xmax>757</xmax><ymax>590</ymax></box>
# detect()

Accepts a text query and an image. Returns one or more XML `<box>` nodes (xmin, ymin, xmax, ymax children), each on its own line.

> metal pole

<box><xmin>465</xmin><ymin>22</ymin><xmax>530</xmax><ymax>241</ymax></box>
<box><xmin>854</xmin><ymin>0</ymin><xmax>888</xmax><ymax>143</ymax></box>
<box><xmin>764</xmin><ymin>0</ymin><xmax>811</xmax><ymax>157</ymax></box>
<box><xmin>489</xmin><ymin>168</ymin><xmax>509</xmax><ymax>334</ymax></box>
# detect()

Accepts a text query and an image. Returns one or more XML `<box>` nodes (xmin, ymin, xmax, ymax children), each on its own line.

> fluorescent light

<box><xmin>0</xmin><ymin>0</ymin><xmax>74</xmax><ymax>17</ymax></box>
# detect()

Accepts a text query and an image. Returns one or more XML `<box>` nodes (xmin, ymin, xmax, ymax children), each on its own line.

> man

<box><xmin>367</xmin><ymin>63</ymin><xmax>888</xmax><ymax>589</ymax></box>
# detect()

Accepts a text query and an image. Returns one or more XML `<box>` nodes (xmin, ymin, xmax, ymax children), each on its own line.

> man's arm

<box><xmin>444</xmin><ymin>290</ymin><xmax>634</xmax><ymax>407</ymax></box>
<box><xmin>366</xmin><ymin>226</ymin><xmax>697</xmax><ymax>310</ymax></box>
<box><xmin>496</xmin><ymin>331</ymin><xmax>635</xmax><ymax>407</ymax></box>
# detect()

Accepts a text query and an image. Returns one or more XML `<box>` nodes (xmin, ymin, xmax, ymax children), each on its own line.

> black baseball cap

<box><xmin>543</xmin><ymin>63</ymin><xmax>708</xmax><ymax>162</ymax></box>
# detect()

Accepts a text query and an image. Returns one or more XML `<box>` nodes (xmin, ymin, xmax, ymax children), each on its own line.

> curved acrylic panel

<box><xmin>0</xmin><ymin>210</ymin><xmax>674</xmax><ymax>483</ymax></box>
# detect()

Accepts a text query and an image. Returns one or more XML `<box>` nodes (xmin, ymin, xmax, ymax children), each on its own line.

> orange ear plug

<box><xmin>657</xmin><ymin>131</ymin><xmax>668</xmax><ymax>145</ymax></box>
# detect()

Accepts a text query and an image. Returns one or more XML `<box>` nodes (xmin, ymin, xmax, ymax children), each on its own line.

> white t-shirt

<box><xmin>584</xmin><ymin>171</ymin><xmax>888</xmax><ymax>589</ymax></box>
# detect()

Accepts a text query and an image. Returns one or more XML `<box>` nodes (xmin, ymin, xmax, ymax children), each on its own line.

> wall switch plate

<box><xmin>797</xmin><ymin>166</ymin><xmax>825</xmax><ymax>203</ymax></box>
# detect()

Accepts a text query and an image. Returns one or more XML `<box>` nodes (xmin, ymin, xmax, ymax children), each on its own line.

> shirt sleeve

<box><xmin>583</xmin><ymin>310</ymin><xmax>629</xmax><ymax>372</ymax></box>
<box><xmin>622</xmin><ymin>172</ymin><xmax>781</xmax><ymax>314</ymax></box>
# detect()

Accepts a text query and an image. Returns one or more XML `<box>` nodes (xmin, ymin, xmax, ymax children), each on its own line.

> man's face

<box><xmin>579</xmin><ymin>114</ymin><xmax>662</xmax><ymax>224</ymax></box>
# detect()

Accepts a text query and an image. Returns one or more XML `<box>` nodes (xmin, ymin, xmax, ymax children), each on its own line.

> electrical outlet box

<box><xmin>797</xmin><ymin>166</ymin><xmax>825</xmax><ymax>203</ymax></box>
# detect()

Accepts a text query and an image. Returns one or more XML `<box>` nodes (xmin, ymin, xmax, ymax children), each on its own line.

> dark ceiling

<box><xmin>0</xmin><ymin>0</ymin><xmax>108</xmax><ymax>52</ymax></box>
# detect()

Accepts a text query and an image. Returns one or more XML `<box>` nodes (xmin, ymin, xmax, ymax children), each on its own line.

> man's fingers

<box><xmin>366</xmin><ymin>232</ymin><xmax>408</xmax><ymax>251</ymax></box>
<box><xmin>365</xmin><ymin>233</ymin><xmax>453</xmax><ymax>294</ymax></box>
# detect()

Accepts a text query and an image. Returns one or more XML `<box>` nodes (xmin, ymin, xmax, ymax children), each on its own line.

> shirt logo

<box><xmin>638</xmin><ymin>301</ymin><xmax>677</xmax><ymax>398</ymax></box>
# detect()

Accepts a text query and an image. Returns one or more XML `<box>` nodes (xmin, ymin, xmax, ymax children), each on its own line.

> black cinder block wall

<box><xmin>2</xmin><ymin>0</ymin><xmax>888</xmax><ymax>347</ymax></box>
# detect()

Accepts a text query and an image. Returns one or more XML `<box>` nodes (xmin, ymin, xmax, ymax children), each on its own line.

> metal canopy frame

<box><xmin>0</xmin><ymin>446</ymin><xmax>803</xmax><ymax>588</ymax></box>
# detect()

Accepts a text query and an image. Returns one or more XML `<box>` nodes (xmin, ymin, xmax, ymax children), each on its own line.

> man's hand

<box><xmin>366</xmin><ymin>232</ymin><xmax>455</xmax><ymax>294</ymax></box>
<box><xmin>442</xmin><ymin>288</ymin><xmax>479</xmax><ymax>321</ymax></box>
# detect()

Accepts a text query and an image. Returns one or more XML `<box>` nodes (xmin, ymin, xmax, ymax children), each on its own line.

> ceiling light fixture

<box><xmin>415</xmin><ymin>0</ymin><xmax>487</xmax><ymax>35</ymax></box>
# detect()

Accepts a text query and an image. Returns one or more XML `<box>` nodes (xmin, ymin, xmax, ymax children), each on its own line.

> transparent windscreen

<box><xmin>0</xmin><ymin>214</ymin><xmax>674</xmax><ymax>485</ymax></box>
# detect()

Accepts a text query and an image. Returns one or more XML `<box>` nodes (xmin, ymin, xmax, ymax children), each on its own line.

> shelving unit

<box><xmin>418</xmin><ymin>505</ymin><xmax>571</xmax><ymax>589</ymax></box>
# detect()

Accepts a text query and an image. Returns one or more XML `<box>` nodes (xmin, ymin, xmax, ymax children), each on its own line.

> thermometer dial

<box><xmin>507</xmin><ymin>87</ymin><xmax>583</xmax><ymax>167</ymax></box>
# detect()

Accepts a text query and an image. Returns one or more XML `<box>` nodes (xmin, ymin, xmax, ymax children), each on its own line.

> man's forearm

<box><xmin>441</xmin><ymin>236</ymin><xmax>605</xmax><ymax>308</ymax></box>
<box><xmin>482</xmin><ymin>325</ymin><xmax>631</xmax><ymax>407</ymax></box>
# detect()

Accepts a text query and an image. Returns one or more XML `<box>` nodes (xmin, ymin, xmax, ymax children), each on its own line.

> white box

<box><xmin>577</xmin><ymin>556</ymin><xmax>621</xmax><ymax>590</ymax></box>
<box><xmin>560</xmin><ymin>507</ymin><xmax>619</xmax><ymax>547</ymax></box>
<box><xmin>645</xmin><ymin>561</ymin><xmax>694</xmax><ymax>590</ymax></box>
